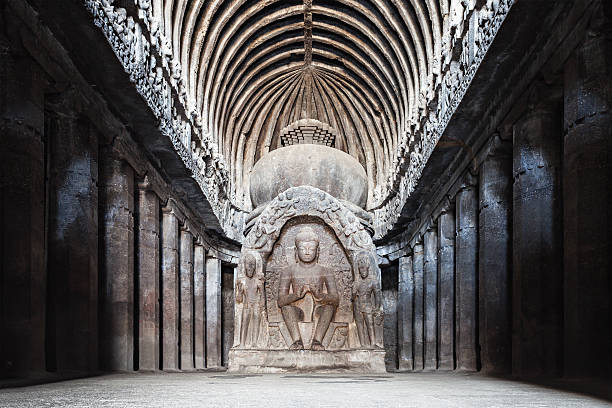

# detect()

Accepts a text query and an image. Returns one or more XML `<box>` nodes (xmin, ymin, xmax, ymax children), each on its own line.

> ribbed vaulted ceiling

<box><xmin>153</xmin><ymin>0</ymin><xmax>445</xmax><ymax>209</ymax></box>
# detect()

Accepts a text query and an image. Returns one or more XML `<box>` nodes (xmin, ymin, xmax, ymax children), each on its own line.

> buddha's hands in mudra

<box><xmin>280</xmin><ymin>286</ymin><xmax>339</xmax><ymax>306</ymax></box>
<box><xmin>278</xmin><ymin>285</ymin><xmax>309</xmax><ymax>307</ymax></box>
<box><xmin>298</xmin><ymin>285</ymin><xmax>310</xmax><ymax>298</ymax></box>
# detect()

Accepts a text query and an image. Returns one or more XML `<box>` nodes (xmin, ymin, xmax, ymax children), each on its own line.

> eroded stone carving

<box><xmin>352</xmin><ymin>252</ymin><xmax>384</xmax><ymax>349</ymax></box>
<box><xmin>235</xmin><ymin>251</ymin><xmax>265</xmax><ymax>349</ymax></box>
<box><xmin>374</xmin><ymin>0</ymin><xmax>514</xmax><ymax>239</ymax></box>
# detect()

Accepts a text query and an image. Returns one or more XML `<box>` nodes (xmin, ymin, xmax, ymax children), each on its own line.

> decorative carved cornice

<box><xmin>372</xmin><ymin>0</ymin><xmax>514</xmax><ymax>238</ymax></box>
<box><xmin>85</xmin><ymin>0</ymin><xmax>245</xmax><ymax>241</ymax></box>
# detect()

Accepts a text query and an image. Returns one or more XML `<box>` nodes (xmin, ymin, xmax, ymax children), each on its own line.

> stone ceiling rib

<box><xmin>163</xmin><ymin>0</ymin><xmax>439</xmax><ymax>209</ymax></box>
<box><xmin>85</xmin><ymin>0</ymin><xmax>514</xmax><ymax>240</ymax></box>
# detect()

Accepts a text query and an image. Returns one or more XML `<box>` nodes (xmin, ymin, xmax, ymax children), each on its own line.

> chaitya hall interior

<box><xmin>1</xmin><ymin>0</ymin><xmax>611</xmax><ymax>406</ymax></box>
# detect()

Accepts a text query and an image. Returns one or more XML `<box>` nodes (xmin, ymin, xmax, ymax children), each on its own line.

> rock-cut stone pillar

<box><xmin>161</xmin><ymin>201</ymin><xmax>181</xmax><ymax>371</ymax></box>
<box><xmin>454</xmin><ymin>173</ymin><xmax>479</xmax><ymax>371</ymax></box>
<box><xmin>512</xmin><ymin>83</ymin><xmax>563</xmax><ymax>378</ymax></box>
<box><xmin>479</xmin><ymin>134</ymin><xmax>512</xmax><ymax>375</ymax></box>
<box><xmin>46</xmin><ymin>94</ymin><xmax>99</xmax><ymax>373</ymax></box>
<box><xmin>412</xmin><ymin>241</ymin><xmax>425</xmax><ymax>370</ymax></box>
<box><xmin>180</xmin><ymin>222</ymin><xmax>195</xmax><ymax>371</ymax></box>
<box><xmin>194</xmin><ymin>242</ymin><xmax>206</xmax><ymax>369</ymax></box>
<box><xmin>423</xmin><ymin>225</ymin><xmax>438</xmax><ymax>370</ymax></box>
<box><xmin>398</xmin><ymin>255</ymin><xmax>414</xmax><ymax>371</ymax></box>
<box><xmin>563</xmin><ymin>15</ymin><xmax>612</xmax><ymax>378</ymax></box>
<box><xmin>137</xmin><ymin>178</ymin><xmax>160</xmax><ymax>371</ymax></box>
<box><xmin>0</xmin><ymin>44</ymin><xmax>46</xmax><ymax>377</ymax></box>
<box><xmin>436</xmin><ymin>203</ymin><xmax>455</xmax><ymax>370</ymax></box>
<box><xmin>100</xmin><ymin>154</ymin><xmax>135</xmax><ymax>371</ymax></box>
<box><xmin>206</xmin><ymin>254</ymin><xmax>222</xmax><ymax>368</ymax></box>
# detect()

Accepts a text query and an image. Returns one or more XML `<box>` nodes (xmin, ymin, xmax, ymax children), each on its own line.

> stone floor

<box><xmin>0</xmin><ymin>372</ymin><xmax>610</xmax><ymax>408</ymax></box>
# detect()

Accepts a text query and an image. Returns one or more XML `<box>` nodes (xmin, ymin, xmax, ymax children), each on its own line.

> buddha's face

<box><xmin>244</xmin><ymin>255</ymin><xmax>256</xmax><ymax>278</ymax></box>
<box><xmin>358</xmin><ymin>259</ymin><xmax>370</xmax><ymax>279</ymax></box>
<box><xmin>296</xmin><ymin>240</ymin><xmax>318</xmax><ymax>264</ymax></box>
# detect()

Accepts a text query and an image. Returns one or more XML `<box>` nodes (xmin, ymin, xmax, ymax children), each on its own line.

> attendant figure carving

<box><xmin>277</xmin><ymin>227</ymin><xmax>339</xmax><ymax>350</ymax></box>
<box><xmin>236</xmin><ymin>252</ymin><xmax>264</xmax><ymax>348</ymax></box>
<box><xmin>352</xmin><ymin>254</ymin><xmax>382</xmax><ymax>348</ymax></box>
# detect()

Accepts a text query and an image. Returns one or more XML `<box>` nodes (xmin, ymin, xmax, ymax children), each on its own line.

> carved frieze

<box><xmin>84</xmin><ymin>0</ymin><xmax>245</xmax><ymax>241</ymax></box>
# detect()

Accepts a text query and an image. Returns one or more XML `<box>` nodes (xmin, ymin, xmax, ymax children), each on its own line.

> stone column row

<box><xmin>100</xmin><ymin>164</ymin><xmax>221</xmax><ymax>372</ymax></box>
<box><xmin>397</xmin><ymin>164</ymin><xmax>502</xmax><ymax>373</ymax></box>
<box><xmin>0</xmin><ymin>36</ymin><xmax>228</xmax><ymax>378</ymax></box>
<box><xmin>395</xmin><ymin>5</ymin><xmax>610</xmax><ymax>380</ymax></box>
<box><xmin>1</xmin><ymin>54</ymin><xmax>111</xmax><ymax>377</ymax></box>
<box><xmin>160</xmin><ymin>201</ymin><xmax>221</xmax><ymax>371</ymax></box>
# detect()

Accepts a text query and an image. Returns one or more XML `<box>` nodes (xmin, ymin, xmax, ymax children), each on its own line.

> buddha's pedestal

<box><xmin>228</xmin><ymin>349</ymin><xmax>386</xmax><ymax>373</ymax></box>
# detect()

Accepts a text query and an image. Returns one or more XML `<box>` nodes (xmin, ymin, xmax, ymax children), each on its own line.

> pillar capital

<box><xmin>206</xmin><ymin>248</ymin><xmax>222</xmax><ymax>260</ymax></box>
<box><xmin>410</xmin><ymin>238</ymin><xmax>423</xmax><ymax>252</ymax></box>
<box><xmin>433</xmin><ymin>196</ymin><xmax>453</xmax><ymax>220</ymax></box>
<box><xmin>137</xmin><ymin>175</ymin><xmax>153</xmax><ymax>191</ymax></box>
<box><xmin>180</xmin><ymin>218</ymin><xmax>197</xmax><ymax>236</ymax></box>
<box><xmin>44</xmin><ymin>88</ymin><xmax>86</xmax><ymax>118</ymax></box>
<box><xmin>137</xmin><ymin>175</ymin><xmax>167</xmax><ymax>203</ymax></box>
<box><xmin>524</xmin><ymin>80</ymin><xmax>562</xmax><ymax>117</ymax></box>
<box><xmin>162</xmin><ymin>198</ymin><xmax>185</xmax><ymax>223</ymax></box>
<box><xmin>195</xmin><ymin>234</ymin><xmax>206</xmax><ymax>247</ymax></box>
<box><xmin>453</xmin><ymin>170</ymin><xmax>478</xmax><ymax>197</ymax></box>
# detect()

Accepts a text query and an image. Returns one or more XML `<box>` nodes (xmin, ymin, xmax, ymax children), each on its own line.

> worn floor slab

<box><xmin>0</xmin><ymin>372</ymin><xmax>610</xmax><ymax>408</ymax></box>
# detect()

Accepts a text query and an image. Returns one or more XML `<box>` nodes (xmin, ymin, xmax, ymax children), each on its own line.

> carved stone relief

<box><xmin>266</xmin><ymin>219</ymin><xmax>353</xmax><ymax>351</ymax></box>
<box><xmin>229</xmin><ymin>186</ymin><xmax>385</xmax><ymax>372</ymax></box>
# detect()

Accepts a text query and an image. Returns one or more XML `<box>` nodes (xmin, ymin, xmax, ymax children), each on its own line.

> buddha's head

<box><xmin>357</xmin><ymin>255</ymin><xmax>370</xmax><ymax>279</ymax></box>
<box><xmin>294</xmin><ymin>226</ymin><xmax>319</xmax><ymax>264</ymax></box>
<box><xmin>244</xmin><ymin>252</ymin><xmax>257</xmax><ymax>278</ymax></box>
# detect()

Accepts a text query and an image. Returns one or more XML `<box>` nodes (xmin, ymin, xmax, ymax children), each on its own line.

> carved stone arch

<box><xmin>243</xmin><ymin>186</ymin><xmax>376</xmax><ymax>254</ymax></box>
